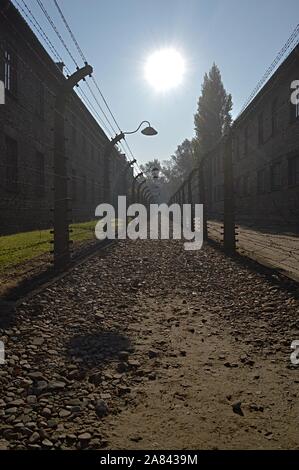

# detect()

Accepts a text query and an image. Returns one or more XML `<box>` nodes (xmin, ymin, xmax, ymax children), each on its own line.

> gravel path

<box><xmin>1</xmin><ymin>239</ymin><xmax>299</xmax><ymax>450</ymax></box>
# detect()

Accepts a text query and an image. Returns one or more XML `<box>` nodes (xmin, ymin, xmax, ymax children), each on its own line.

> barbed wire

<box><xmin>237</xmin><ymin>23</ymin><xmax>299</xmax><ymax>116</ymax></box>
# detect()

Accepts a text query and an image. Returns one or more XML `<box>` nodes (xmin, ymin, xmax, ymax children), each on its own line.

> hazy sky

<box><xmin>20</xmin><ymin>0</ymin><xmax>299</xmax><ymax>164</ymax></box>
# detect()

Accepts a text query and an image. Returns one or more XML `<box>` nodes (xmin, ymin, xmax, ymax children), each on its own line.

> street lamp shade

<box><xmin>141</xmin><ymin>125</ymin><xmax>158</xmax><ymax>136</ymax></box>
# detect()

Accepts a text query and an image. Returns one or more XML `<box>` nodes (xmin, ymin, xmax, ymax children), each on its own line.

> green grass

<box><xmin>0</xmin><ymin>220</ymin><xmax>97</xmax><ymax>273</ymax></box>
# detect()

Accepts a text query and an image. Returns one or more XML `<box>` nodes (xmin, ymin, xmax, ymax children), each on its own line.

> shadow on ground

<box><xmin>0</xmin><ymin>300</ymin><xmax>16</xmax><ymax>328</ymax></box>
<box><xmin>65</xmin><ymin>329</ymin><xmax>131</xmax><ymax>370</ymax></box>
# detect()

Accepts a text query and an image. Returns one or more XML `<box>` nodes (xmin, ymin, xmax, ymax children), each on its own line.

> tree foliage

<box><xmin>140</xmin><ymin>63</ymin><xmax>232</xmax><ymax>200</ymax></box>
<box><xmin>194</xmin><ymin>63</ymin><xmax>232</xmax><ymax>158</ymax></box>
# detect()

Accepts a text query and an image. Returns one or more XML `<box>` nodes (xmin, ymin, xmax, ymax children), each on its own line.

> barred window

<box><xmin>35</xmin><ymin>151</ymin><xmax>45</xmax><ymax>197</ymax></box>
<box><xmin>82</xmin><ymin>174</ymin><xmax>86</xmax><ymax>202</ymax></box>
<box><xmin>4</xmin><ymin>47</ymin><xmax>17</xmax><ymax>95</ymax></box>
<box><xmin>35</xmin><ymin>79</ymin><xmax>44</xmax><ymax>117</ymax></box>
<box><xmin>242</xmin><ymin>175</ymin><xmax>250</xmax><ymax>196</ymax></box>
<box><xmin>5</xmin><ymin>136</ymin><xmax>18</xmax><ymax>192</ymax></box>
<box><xmin>257</xmin><ymin>168</ymin><xmax>267</xmax><ymax>194</ymax></box>
<box><xmin>288</xmin><ymin>155</ymin><xmax>299</xmax><ymax>186</ymax></box>
<box><xmin>244</xmin><ymin>126</ymin><xmax>249</xmax><ymax>157</ymax></box>
<box><xmin>271</xmin><ymin>98</ymin><xmax>278</xmax><ymax>136</ymax></box>
<box><xmin>271</xmin><ymin>162</ymin><xmax>282</xmax><ymax>190</ymax></box>
<box><xmin>258</xmin><ymin>112</ymin><xmax>264</xmax><ymax>145</ymax></box>
<box><xmin>234</xmin><ymin>135</ymin><xmax>240</xmax><ymax>161</ymax></box>
<box><xmin>72</xmin><ymin>169</ymin><xmax>77</xmax><ymax>201</ymax></box>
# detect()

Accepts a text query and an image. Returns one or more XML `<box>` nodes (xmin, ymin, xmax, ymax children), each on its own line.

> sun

<box><xmin>144</xmin><ymin>48</ymin><xmax>185</xmax><ymax>92</ymax></box>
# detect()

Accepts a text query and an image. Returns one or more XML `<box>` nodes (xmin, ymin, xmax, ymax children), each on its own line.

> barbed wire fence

<box><xmin>0</xmin><ymin>1</ymin><xmax>153</xmax><ymax>298</ymax></box>
<box><xmin>169</xmin><ymin>130</ymin><xmax>299</xmax><ymax>282</ymax></box>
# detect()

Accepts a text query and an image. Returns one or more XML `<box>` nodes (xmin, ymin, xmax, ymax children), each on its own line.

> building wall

<box><xmin>231</xmin><ymin>49</ymin><xmax>299</xmax><ymax>230</ymax></box>
<box><xmin>0</xmin><ymin>1</ymin><xmax>131</xmax><ymax>235</ymax></box>
<box><xmin>197</xmin><ymin>46</ymin><xmax>299</xmax><ymax>231</ymax></box>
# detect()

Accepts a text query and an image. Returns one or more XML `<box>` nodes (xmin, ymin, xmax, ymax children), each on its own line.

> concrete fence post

<box><xmin>198</xmin><ymin>160</ymin><xmax>208</xmax><ymax>241</ymax></box>
<box><xmin>53</xmin><ymin>64</ymin><xmax>92</xmax><ymax>270</ymax></box>
<box><xmin>223</xmin><ymin>131</ymin><xmax>236</xmax><ymax>254</ymax></box>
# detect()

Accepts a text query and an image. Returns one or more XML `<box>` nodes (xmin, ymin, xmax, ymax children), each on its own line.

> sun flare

<box><xmin>144</xmin><ymin>48</ymin><xmax>185</xmax><ymax>92</ymax></box>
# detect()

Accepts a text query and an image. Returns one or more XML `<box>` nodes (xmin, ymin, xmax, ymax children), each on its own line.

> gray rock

<box><xmin>28</xmin><ymin>372</ymin><xmax>46</xmax><ymax>381</ymax></box>
<box><xmin>95</xmin><ymin>400</ymin><xmax>109</xmax><ymax>418</ymax></box>
<box><xmin>78</xmin><ymin>432</ymin><xmax>91</xmax><ymax>441</ymax></box>
<box><xmin>26</xmin><ymin>395</ymin><xmax>37</xmax><ymax>405</ymax></box>
<box><xmin>232</xmin><ymin>401</ymin><xmax>244</xmax><ymax>416</ymax></box>
<box><xmin>42</xmin><ymin>439</ymin><xmax>53</xmax><ymax>448</ymax></box>
<box><xmin>0</xmin><ymin>440</ymin><xmax>9</xmax><ymax>450</ymax></box>
<box><xmin>148</xmin><ymin>349</ymin><xmax>159</xmax><ymax>359</ymax></box>
<box><xmin>35</xmin><ymin>381</ymin><xmax>48</xmax><ymax>394</ymax></box>
<box><xmin>28</xmin><ymin>432</ymin><xmax>40</xmax><ymax>444</ymax></box>
<box><xmin>59</xmin><ymin>410</ymin><xmax>71</xmax><ymax>418</ymax></box>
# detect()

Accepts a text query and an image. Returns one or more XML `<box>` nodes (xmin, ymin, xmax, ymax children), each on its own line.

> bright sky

<box><xmin>20</xmin><ymin>0</ymin><xmax>299</xmax><ymax>164</ymax></box>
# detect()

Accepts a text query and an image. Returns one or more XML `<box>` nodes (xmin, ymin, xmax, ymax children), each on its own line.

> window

<box><xmin>234</xmin><ymin>178</ymin><xmax>239</xmax><ymax>196</ymax></box>
<box><xmin>242</xmin><ymin>175</ymin><xmax>250</xmax><ymax>197</ymax></box>
<box><xmin>5</xmin><ymin>136</ymin><xmax>18</xmax><ymax>192</ymax></box>
<box><xmin>35</xmin><ymin>151</ymin><xmax>45</xmax><ymax>197</ymax></box>
<box><xmin>71</xmin><ymin>115</ymin><xmax>76</xmax><ymax>144</ymax></box>
<box><xmin>214</xmin><ymin>184</ymin><xmax>224</xmax><ymax>202</ymax></box>
<box><xmin>257</xmin><ymin>168</ymin><xmax>267</xmax><ymax>194</ymax></box>
<box><xmin>219</xmin><ymin>154</ymin><xmax>224</xmax><ymax>172</ymax></box>
<box><xmin>258</xmin><ymin>112</ymin><xmax>264</xmax><ymax>145</ymax></box>
<box><xmin>271</xmin><ymin>162</ymin><xmax>282</xmax><ymax>190</ymax></box>
<box><xmin>35</xmin><ymin>79</ymin><xmax>44</xmax><ymax>117</ymax></box>
<box><xmin>4</xmin><ymin>47</ymin><xmax>17</xmax><ymax>95</ymax></box>
<box><xmin>72</xmin><ymin>125</ymin><xmax>76</xmax><ymax>144</ymax></box>
<box><xmin>82</xmin><ymin>134</ymin><xmax>86</xmax><ymax>152</ymax></box>
<box><xmin>213</xmin><ymin>156</ymin><xmax>217</xmax><ymax>176</ymax></box>
<box><xmin>219</xmin><ymin>184</ymin><xmax>224</xmax><ymax>201</ymax></box>
<box><xmin>72</xmin><ymin>169</ymin><xmax>77</xmax><ymax>201</ymax></box>
<box><xmin>91</xmin><ymin>179</ymin><xmax>95</xmax><ymax>202</ymax></box>
<box><xmin>82</xmin><ymin>174</ymin><xmax>86</xmax><ymax>202</ymax></box>
<box><xmin>98</xmin><ymin>182</ymin><xmax>102</xmax><ymax>200</ymax></box>
<box><xmin>234</xmin><ymin>135</ymin><xmax>240</xmax><ymax>161</ymax></box>
<box><xmin>213</xmin><ymin>185</ymin><xmax>217</xmax><ymax>202</ymax></box>
<box><xmin>244</xmin><ymin>126</ymin><xmax>249</xmax><ymax>157</ymax></box>
<box><xmin>290</xmin><ymin>98</ymin><xmax>299</xmax><ymax>123</ymax></box>
<box><xmin>288</xmin><ymin>155</ymin><xmax>299</xmax><ymax>186</ymax></box>
<box><xmin>271</xmin><ymin>98</ymin><xmax>278</xmax><ymax>136</ymax></box>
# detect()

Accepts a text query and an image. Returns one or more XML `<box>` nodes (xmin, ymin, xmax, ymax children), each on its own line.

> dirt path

<box><xmin>1</xmin><ymin>239</ymin><xmax>299</xmax><ymax>450</ymax></box>
<box><xmin>106</xmin><ymin>292</ymin><xmax>299</xmax><ymax>449</ymax></box>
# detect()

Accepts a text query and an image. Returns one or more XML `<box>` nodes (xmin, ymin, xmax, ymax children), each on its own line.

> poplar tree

<box><xmin>194</xmin><ymin>63</ymin><xmax>232</xmax><ymax>158</ymax></box>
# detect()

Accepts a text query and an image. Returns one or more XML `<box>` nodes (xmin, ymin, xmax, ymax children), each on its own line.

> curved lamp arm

<box><xmin>124</xmin><ymin>121</ymin><xmax>151</xmax><ymax>135</ymax></box>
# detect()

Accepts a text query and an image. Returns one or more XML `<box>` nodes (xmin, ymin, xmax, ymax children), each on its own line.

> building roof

<box><xmin>235</xmin><ymin>44</ymin><xmax>299</xmax><ymax>125</ymax></box>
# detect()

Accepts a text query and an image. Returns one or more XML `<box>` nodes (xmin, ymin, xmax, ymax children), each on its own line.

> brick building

<box><xmin>0</xmin><ymin>0</ymin><xmax>133</xmax><ymax>235</ymax></box>
<box><xmin>203</xmin><ymin>44</ymin><xmax>299</xmax><ymax>231</ymax></box>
